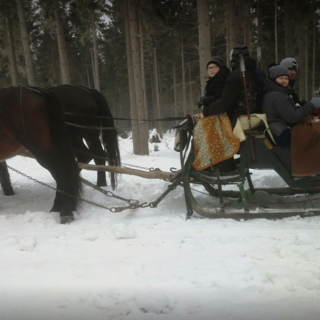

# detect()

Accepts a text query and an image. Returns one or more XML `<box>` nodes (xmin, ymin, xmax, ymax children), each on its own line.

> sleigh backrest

<box><xmin>233</xmin><ymin>113</ymin><xmax>277</xmax><ymax>145</ymax></box>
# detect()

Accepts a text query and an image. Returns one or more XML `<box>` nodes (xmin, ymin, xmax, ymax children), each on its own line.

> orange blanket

<box><xmin>291</xmin><ymin>117</ymin><xmax>320</xmax><ymax>176</ymax></box>
<box><xmin>192</xmin><ymin>114</ymin><xmax>240</xmax><ymax>170</ymax></box>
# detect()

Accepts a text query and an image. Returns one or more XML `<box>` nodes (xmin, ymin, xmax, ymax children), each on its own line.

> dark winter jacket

<box><xmin>289</xmin><ymin>78</ymin><xmax>306</xmax><ymax>106</ymax></box>
<box><xmin>203</xmin><ymin>57</ymin><xmax>261</xmax><ymax>127</ymax></box>
<box><xmin>262</xmin><ymin>79</ymin><xmax>315</xmax><ymax>136</ymax></box>
<box><xmin>200</xmin><ymin>66</ymin><xmax>230</xmax><ymax>107</ymax></box>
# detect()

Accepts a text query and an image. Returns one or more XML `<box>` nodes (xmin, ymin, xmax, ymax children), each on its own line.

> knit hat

<box><xmin>269</xmin><ymin>65</ymin><xmax>289</xmax><ymax>80</ymax></box>
<box><xmin>280</xmin><ymin>57</ymin><xmax>299</xmax><ymax>71</ymax></box>
<box><xmin>229</xmin><ymin>45</ymin><xmax>250</xmax><ymax>62</ymax></box>
<box><xmin>206</xmin><ymin>56</ymin><xmax>223</xmax><ymax>69</ymax></box>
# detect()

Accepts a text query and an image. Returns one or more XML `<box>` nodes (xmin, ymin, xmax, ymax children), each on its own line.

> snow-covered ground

<box><xmin>1</xmin><ymin>131</ymin><xmax>320</xmax><ymax>320</ymax></box>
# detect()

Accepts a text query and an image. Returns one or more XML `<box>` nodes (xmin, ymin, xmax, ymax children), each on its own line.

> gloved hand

<box><xmin>311</xmin><ymin>91</ymin><xmax>320</xmax><ymax>109</ymax></box>
<box><xmin>202</xmin><ymin>105</ymin><xmax>212</xmax><ymax>117</ymax></box>
<box><xmin>198</xmin><ymin>96</ymin><xmax>206</xmax><ymax>108</ymax></box>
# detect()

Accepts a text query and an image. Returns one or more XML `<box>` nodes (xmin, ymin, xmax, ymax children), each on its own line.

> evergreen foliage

<box><xmin>0</xmin><ymin>0</ymin><xmax>320</xmax><ymax>122</ymax></box>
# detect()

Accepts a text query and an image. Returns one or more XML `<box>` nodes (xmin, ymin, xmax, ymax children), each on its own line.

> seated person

<box><xmin>262</xmin><ymin>65</ymin><xmax>320</xmax><ymax>146</ymax></box>
<box><xmin>203</xmin><ymin>45</ymin><xmax>262</xmax><ymax>128</ymax></box>
<box><xmin>193</xmin><ymin>54</ymin><xmax>243</xmax><ymax>173</ymax></box>
<box><xmin>198</xmin><ymin>56</ymin><xmax>230</xmax><ymax>109</ymax></box>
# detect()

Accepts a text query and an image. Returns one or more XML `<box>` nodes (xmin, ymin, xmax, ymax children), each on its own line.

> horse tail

<box><xmin>40</xmin><ymin>88</ymin><xmax>83</xmax><ymax>211</ymax></box>
<box><xmin>89</xmin><ymin>89</ymin><xmax>121</xmax><ymax>190</ymax></box>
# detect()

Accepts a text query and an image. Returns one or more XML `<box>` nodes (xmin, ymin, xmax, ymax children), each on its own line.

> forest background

<box><xmin>0</xmin><ymin>0</ymin><xmax>319</xmax><ymax>154</ymax></box>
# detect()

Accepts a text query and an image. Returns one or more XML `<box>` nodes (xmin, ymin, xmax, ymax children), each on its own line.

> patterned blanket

<box><xmin>291</xmin><ymin>117</ymin><xmax>320</xmax><ymax>177</ymax></box>
<box><xmin>192</xmin><ymin>113</ymin><xmax>240</xmax><ymax>170</ymax></box>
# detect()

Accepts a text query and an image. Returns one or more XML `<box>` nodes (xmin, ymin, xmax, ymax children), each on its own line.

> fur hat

<box><xmin>206</xmin><ymin>56</ymin><xmax>223</xmax><ymax>69</ymax></box>
<box><xmin>229</xmin><ymin>45</ymin><xmax>250</xmax><ymax>62</ymax></box>
<box><xmin>269</xmin><ymin>65</ymin><xmax>289</xmax><ymax>80</ymax></box>
<box><xmin>280</xmin><ymin>57</ymin><xmax>299</xmax><ymax>71</ymax></box>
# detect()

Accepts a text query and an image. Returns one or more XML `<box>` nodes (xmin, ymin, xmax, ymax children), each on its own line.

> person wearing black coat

<box><xmin>262</xmin><ymin>65</ymin><xmax>320</xmax><ymax>146</ymax></box>
<box><xmin>203</xmin><ymin>45</ymin><xmax>262</xmax><ymax>128</ymax></box>
<box><xmin>198</xmin><ymin>56</ymin><xmax>230</xmax><ymax>109</ymax></box>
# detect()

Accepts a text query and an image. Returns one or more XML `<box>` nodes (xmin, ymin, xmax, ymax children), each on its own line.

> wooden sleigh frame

<box><xmin>176</xmin><ymin>114</ymin><xmax>320</xmax><ymax>220</ymax></box>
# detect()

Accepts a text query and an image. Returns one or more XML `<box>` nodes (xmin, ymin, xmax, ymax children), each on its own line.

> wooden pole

<box><xmin>17</xmin><ymin>150</ymin><xmax>173</xmax><ymax>181</ymax></box>
<box><xmin>78</xmin><ymin>163</ymin><xmax>173</xmax><ymax>180</ymax></box>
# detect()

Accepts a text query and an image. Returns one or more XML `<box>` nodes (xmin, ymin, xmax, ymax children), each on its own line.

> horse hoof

<box><xmin>60</xmin><ymin>215</ymin><xmax>75</xmax><ymax>224</ymax></box>
<box><xmin>3</xmin><ymin>188</ymin><xmax>14</xmax><ymax>196</ymax></box>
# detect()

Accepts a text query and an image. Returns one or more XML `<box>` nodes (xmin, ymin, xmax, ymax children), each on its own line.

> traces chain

<box><xmin>7</xmin><ymin>165</ymin><xmax>136</xmax><ymax>212</ymax></box>
<box><xmin>7</xmin><ymin>165</ymin><xmax>174</xmax><ymax>212</ymax></box>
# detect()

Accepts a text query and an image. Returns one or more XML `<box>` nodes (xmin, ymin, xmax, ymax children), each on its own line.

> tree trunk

<box><xmin>123</xmin><ymin>0</ymin><xmax>140</xmax><ymax>153</ymax></box>
<box><xmin>284</xmin><ymin>0</ymin><xmax>294</xmax><ymax>57</ymax></box>
<box><xmin>274</xmin><ymin>0</ymin><xmax>278</xmax><ymax>63</ymax></box>
<box><xmin>16</xmin><ymin>0</ymin><xmax>36</xmax><ymax>85</ymax></box>
<box><xmin>299</xmin><ymin>53</ymin><xmax>304</xmax><ymax>100</ymax></box>
<box><xmin>197</xmin><ymin>0</ymin><xmax>211</xmax><ymax>93</ymax></box>
<box><xmin>227</xmin><ymin>0</ymin><xmax>238</xmax><ymax>52</ymax></box>
<box><xmin>153</xmin><ymin>48</ymin><xmax>163</xmax><ymax>138</ymax></box>
<box><xmin>257</xmin><ymin>0</ymin><xmax>263</xmax><ymax>70</ymax></box>
<box><xmin>51</xmin><ymin>48</ymin><xmax>57</xmax><ymax>86</ymax></box>
<box><xmin>312</xmin><ymin>20</ymin><xmax>316</xmax><ymax>92</ymax></box>
<box><xmin>90</xmin><ymin>6</ymin><xmax>100</xmax><ymax>91</ymax></box>
<box><xmin>173</xmin><ymin>61</ymin><xmax>178</xmax><ymax>122</ymax></box>
<box><xmin>243</xmin><ymin>0</ymin><xmax>251</xmax><ymax>52</ymax></box>
<box><xmin>181</xmin><ymin>28</ymin><xmax>187</xmax><ymax>115</ymax></box>
<box><xmin>304</xmin><ymin>34</ymin><xmax>308</xmax><ymax>100</ymax></box>
<box><xmin>150</xmin><ymin>72</ymin><xmax>155</xmax><ymax>128</ymax></box>
<box><xmin>53</xmin><ymin>0</ymin><xmax>71</xmax><ymax>84</ymax></box>
<box><xmin>138</xmin><ymin>12</ymin><xmax>149</xmax><ymax>135</ymax></box>
<box><xmin>137</xmin><ymin>9</ymin><xmax>149</xmax><ymax>154</ymax></box>
<box><xmin>6</xmin><ymin>17</ymin><xmax>18</xmax><ymax>86</ymax></box>
<box><xmin>90</xmin><ymin>48</ymin><xmax>95</xmax><ymax>85</ymax></box>
<box><xmin>86</xmin><ymin>66</ymin><xmax>91</xmax><ymax>88</ymax></box>
<box><xmin>125</xmin><ymin>0</ymin><xmax>149</xmax><ymax>155</ymax></box>
<box><xmin>188</xmin><ymin>61</ymin><xmax>194</xmax><ymax>114</ymax></box>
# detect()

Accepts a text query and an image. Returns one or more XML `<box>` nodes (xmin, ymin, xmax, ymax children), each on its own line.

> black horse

<box><xmin>48</xmin><ymin>85</ymin><xmax>121</xmax><ymax>189</ymax></box>
<box><xmin>0</xmin><ymin>85</ymin><xmax>82</xmax><ymax>223</ymax></box>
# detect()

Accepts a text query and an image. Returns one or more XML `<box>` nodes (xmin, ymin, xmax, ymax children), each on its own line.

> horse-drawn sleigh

<box><xmin>1</xmin><ymin>84</ymin><xmax>320</xmax><ymax>224</ymax></box>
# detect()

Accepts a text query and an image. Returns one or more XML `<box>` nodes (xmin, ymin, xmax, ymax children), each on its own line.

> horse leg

<box><xmin>0</xmin><ymin>161</ymin><xmax>14</xmax><ymax>196</ymax></box>
<box><xmin>84</xmin><ymin>133</ymin><xmax>107</xmax><ymax>187</ymax></box>
<box><xmin>33</xmin><ymin>150</ymin><xmax>82</xmax><ymax>224</ymax></box>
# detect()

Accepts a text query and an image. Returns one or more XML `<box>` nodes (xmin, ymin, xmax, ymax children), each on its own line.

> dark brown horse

<box><xmin>48</xmin><ymin>85</ymin><xmax>121</xmax><ymax>189</ymax></box>
<box><xmin>0</xmin><ymin>85</ymin><xmax>82</xmax><ymax>223</ymax></box>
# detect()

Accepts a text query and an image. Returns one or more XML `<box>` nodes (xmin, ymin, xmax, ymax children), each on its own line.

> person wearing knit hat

<box><xmin>268</xmin><ymin>65</ymin><xmax>289</xmax><ymax>81</ymax></box>
<box><xmin>280</xmin><ymin>57</ymin><xmax>298</xmax><ymax>81</ymax></box>
<box><xmin>202</xmin><ymin>44</ymin><xmax>263</xmax><ymax>127</ymax></box>
<box><xmin>206</xmin><ymin>56</ymin><xmax>223</xmax><ymax>69</ymax></box>
<box><xmin>262</xmin><ymin>64</ymin><xmax>320</xmax><ymax>146</ymax></box>
<box><xmin>198</xmin><ymin>56</ymin><xmax>230</xmax><ymax>109</ymax></box>
<box><xmin>280</xmin><ymin>57</ymin><xmax>305</xmax><ymax>107</ymax></box>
